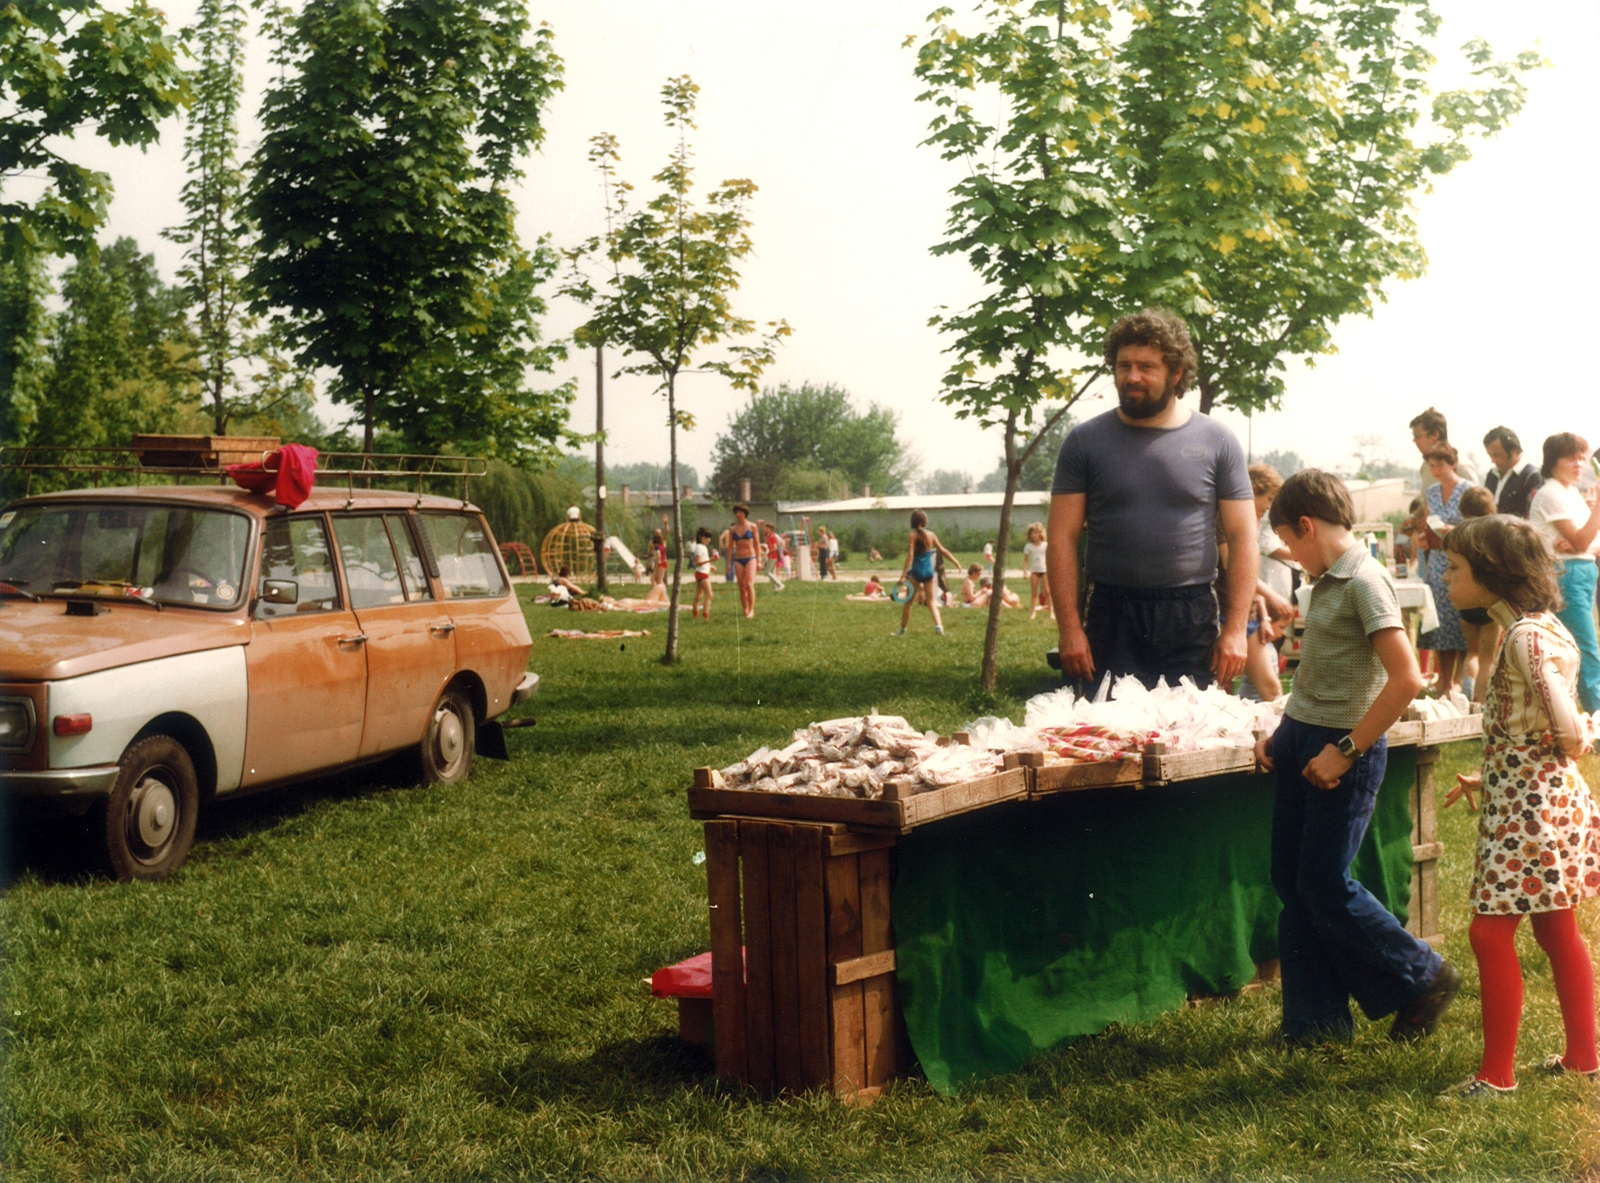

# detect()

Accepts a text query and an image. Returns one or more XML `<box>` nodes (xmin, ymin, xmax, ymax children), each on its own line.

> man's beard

<box><xmin>1117</xmin><ymin>378</ymin><xmax>1176</xmax><ymax>420</ymax></box>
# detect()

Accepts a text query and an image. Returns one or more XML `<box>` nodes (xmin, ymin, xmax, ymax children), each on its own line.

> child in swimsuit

<box><xmin>691</xmin><ymin>527</ymin><xmax>714</xmax><ymax>619</ymax></box>
<box><xmin>897</xmin><ymin>510</ymin><xmax>959</xmax><ymax>635</ymax></box>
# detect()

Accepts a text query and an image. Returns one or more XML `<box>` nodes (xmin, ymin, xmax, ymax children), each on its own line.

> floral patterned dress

<box><xmin>1418</xmin><ymin>480</ymin><xmax>1469</xmax><ymax>653</ymax></box>
<box><xmin>1473</xmin><ymin>604</ymin><xmax>1600</xmax><ymax>914</ymax></box>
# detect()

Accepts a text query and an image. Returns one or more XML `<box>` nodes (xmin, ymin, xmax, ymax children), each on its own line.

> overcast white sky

<box><xmin>77</xmin><ymin>1</ymin><xmax>1600</xmax><ymax>484</ymax></box>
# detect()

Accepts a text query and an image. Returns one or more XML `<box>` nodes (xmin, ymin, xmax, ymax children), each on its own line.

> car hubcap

<box><xmin>129</xmin><ymin>774</ymin><xmax>177</xmax><ymax>856</ymax></box>
<box><xmin>436</xmin><ymin>707</ymin><xmax>464</xmax><ymax>769</ymax></box>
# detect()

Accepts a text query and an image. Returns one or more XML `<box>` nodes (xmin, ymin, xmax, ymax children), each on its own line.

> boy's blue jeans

<box><xmin>1270</xmin><ymin>715</ymin><xmax>1442</xmax><ymax>1040</ymax></box>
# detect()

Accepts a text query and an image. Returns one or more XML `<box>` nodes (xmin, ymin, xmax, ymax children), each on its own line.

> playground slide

<box><xmin>606</xmin><ymin>536</ymin><xmax>646</xmax><ymax>577</ymax></box>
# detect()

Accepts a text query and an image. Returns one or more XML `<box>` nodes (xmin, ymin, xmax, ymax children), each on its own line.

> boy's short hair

<box><xmin>1444</xmin><ymin>516</ymin><xmax>1562</xmax><ymax>613</ymax></box>
<box><xmin>1541</xmin><ymin>432</ymin><xmax>1590</xmax><ymax>480</ymax></box>
<box><xmin>1267</xmin><ymin>469</ymin><xmax>1355</xmax><ymax>532</ymax></box>
<box><xmin>1421</xmin><ymin>442</ymin><xmax>1458</xmax><ymax>468</ymax></box>
<box><xmin>695</xmin><ymin>526</ymin><xmax>711</xmax><ymax>541</ymax></box>
<box><xmin>1483</xmin><ymin>425</ymin><xmax>1521</xmax><ymax>454</ymax></box>
<box><xmin>967</xmin><ymin>563</ymin><xmax>982</xmax><ymax>576</ymax></box>
<box><xmin>1410</xmin><ymin>407</ymin><xmax>1448</xmax><ymax>438</ymax></box>
<box><xmin>1248</xmin><ymin>463</ymin><xmax>1284</xmax><ymax>496</ymax></box>
<box><xmin>1458</xmin><ymin>486</ymin><xmax>1496</xmax><ymax>518</ymax></box>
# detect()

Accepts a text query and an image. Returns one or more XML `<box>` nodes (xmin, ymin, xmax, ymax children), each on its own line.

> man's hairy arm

<box><xmin>1047</xmin><ymin>493</ymin><xmax>1093</xmax><ymax>680</ymax></box>
<box><xmin>1214</xmin><ymin>497</ymin><xmax>1258</xmax><ymax>683</ymax></box>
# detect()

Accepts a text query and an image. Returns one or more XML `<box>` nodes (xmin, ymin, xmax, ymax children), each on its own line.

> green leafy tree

<box><xmin>0</xmin><ymin>250</ymin><xmax>51</xmax><ymax>452</ymax></box>
<box><xmin>1257</xmin><ymin>447</ymin><xmax>1304</xmax><ymax>477</ymax></box>
<box><xmin>978</xmin><ymin>407</ymin><xmax>1076</xmax><ymax>492</ymax></box>
<box><xmin>606</xmin><ymin>460</ymin><xmax>701</xmax><ymax>494</ymax></box>
<box><xmin>921</xmin><ymin>468</ymin><xmax>975</xmax><ymax>496</ymax></box>
<box><xmin>247</xmin><ymin>0</ymin><xmax>566</xmax><ymax>455</ymax></box>
<box><xmin>565</xmin><ymin>77</ymin><xmax>789</xmax><ymax>663</ymax></box>
<box><xmin>913</xmin><ymin>0</ymin><xmax>1541</xmax><ymax>689</ymax></box>
<box><xmin>1</xmin><ymin>0</ymin><xmax>190</xmax><ymax>260</ymax></box>
<box><xmin>708</xmin><ymin>382</ymin><xmax>910</xmax><ymax>504</ymax></box>
<box><xmin>30</xmin><ymin>237</ymin><xmax>198</xmax><ymax>458</ymax></box>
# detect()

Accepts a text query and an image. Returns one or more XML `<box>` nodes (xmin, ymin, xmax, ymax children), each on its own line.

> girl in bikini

<box><xmin>897</xmin><ymin>510</ymin><xmax>959</xmax><ymax>635</ymax></box>
<box><xmin>729</xmin><ymin>504</ymin><xmax>761</xmax><ymax>619</ymax></box>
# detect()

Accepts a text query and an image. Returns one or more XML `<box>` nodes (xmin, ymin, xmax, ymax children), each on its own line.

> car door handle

<box><xmin>429</xmin><ymin>621</ymin><xmax>457</xmax><ymax>635</ymax></box>
<box><xmin>338</xmin><ymin>633</ymin><xmax>368</xmax><ymax>645</ymax></box>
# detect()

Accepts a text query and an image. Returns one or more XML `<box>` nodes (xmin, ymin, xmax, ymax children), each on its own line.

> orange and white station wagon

<box><xmin>0</xmin><ymin>447</ymin><xmax>537</xmax><ymax>881</ymax></box>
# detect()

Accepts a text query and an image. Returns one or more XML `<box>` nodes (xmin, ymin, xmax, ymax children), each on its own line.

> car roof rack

<box><xmin>0</xmin><ymin>443</ymin><xmax>489</xmax><ymax>508</ymax></box>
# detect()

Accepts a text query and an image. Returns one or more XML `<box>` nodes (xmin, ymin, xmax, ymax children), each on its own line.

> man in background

<box><xmin>1410</xmin><ymin>407</ymin><xmax>1480</xmax><ymax>489</ymax></box>
<box><xmin>1481</xmin><ymin>426</ymin><xmax>1542</xmax><ymax>518</ymax></box>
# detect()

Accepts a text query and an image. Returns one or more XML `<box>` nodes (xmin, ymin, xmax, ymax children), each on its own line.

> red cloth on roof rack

<box><xmin>226</xmin><ymin>443</ymin><xmax>318</xmax><ymax>509</ymax></box>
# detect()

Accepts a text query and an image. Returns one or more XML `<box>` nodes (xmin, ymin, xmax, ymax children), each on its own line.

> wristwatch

<box><xmin>1336</xmin><ymin>734</ymin><xmax>1362</xmax><ymax>759</ymax></box>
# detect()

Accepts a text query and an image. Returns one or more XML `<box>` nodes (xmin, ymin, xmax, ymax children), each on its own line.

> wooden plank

<box><xmin>1384</xmin><ymin>720</ymin><xmax>1423</xmax><ymax>748</ymax></box>
<box><xmin>689</xmin><ymin>786</ymin><xmax>903</xmax><ymax>828</ymax></box>
<box><xmin>704</xmin><ymin>820</ymin><xmax>747</xmax><ymax>1081</ymax></box>
<box><xmin>794</xmin><ymin>826</ymin><xmax>831</xmax><ymax>1091</ymax></box>
<box><xmin>825</xmin><ymin>851</ymin><xmax>867</xmax><ymax>1097</ymax></box>
<box><xmin>739</xmin><ymin>821</ymin><xmax>775</xmax><ymax>1093</ymax></box>
<box><xmin>1143</xmin><ymin>743</ymin><xmax>1256</xmax><ymax>785</ymax></box>
<box><xmin>826</xmin><ymin>830</ymin><xmax>898</xmax><ymax>857</ymax></box>
<box><xmin>859</xmin><ymin>847</ymin><xmax>897</xmax><ymax>1089</ymax></box>
<box><xmin>1417</xmin><ymin>859</ymin><xmax>1440</xmax><ymax>941</ymax></box>
<box><xmin>767</xmin><ymin>824</ymin><xmax>804</xmax><ymax>1094</ymax></box>
<box><xmin>831</xmin><ymin>949</ymin><xmax>897</xmax><ymax>986</ymax></box>
<box><xmin>1031</xmin><ymin>758</ymin><xmax>1143</xmax><ymax>796</ymax></box>
<box><xmin>1419</xmin><ymin>714</ymin><xmax>1482</xmax><ymax>746</ymax></box>
<box><xmin>897</xmin><ymin>768</ymin><xmax>1028</xmax><ymax>831</ymax></box>
<box><xmin>1412</xmin><ymin>841</ymin><xmax>1444</xmax><ymax>862</ymax></box>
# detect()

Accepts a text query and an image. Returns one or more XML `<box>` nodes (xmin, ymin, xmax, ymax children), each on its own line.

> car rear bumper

<box><xmin>511</xmin><ymin>672</ymin><xmax>540</xmax><ymax>705</ymax></box>
<box><xmin>1</xmin><ymin>764</ymin><xmax>120</xmax><ymax>800</ymax></box>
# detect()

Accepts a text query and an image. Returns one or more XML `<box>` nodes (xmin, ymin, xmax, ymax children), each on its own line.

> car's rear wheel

<box><xmin>419</xmin><ymin>686</ymin><xmax>475</xmax><ymax>784</ymax></box>
<box><xmin>101</xmin><ymin>735</ymin><xmax>199</xmax><ymax>882</ymax></box>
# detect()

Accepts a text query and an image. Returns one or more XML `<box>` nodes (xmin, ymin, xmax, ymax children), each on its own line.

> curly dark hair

<box><xmin>1444</xmin><ymin>516</ymin><xmax>1562</xmax><ymax>614</ymax></box>
<box><xmin>1103</xmin><ymin>309</ymin><xmax>1198</xmax><ymax>395</ymax></box>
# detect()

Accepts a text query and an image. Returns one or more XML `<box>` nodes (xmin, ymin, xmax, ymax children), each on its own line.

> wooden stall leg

<box><xmin>858</xmin><ymin>846</ymin><xmax>897</xmax><ymax>1094</ymax></box>
<box><xmin>704</xmin><ymin>820</ymin><xmax>747</xmax><ymax>1080</ymax></box>
<box><xmin>825</xmin><ymin>850</ymin><xmax>867</xmax><ymax>1097</ymax></box>
<box><xmin>740</xmin><ymin>821</ymin><xmax>776</xmax><ymax>1093</ymax></box>
<box><xmin>794</xmin><ymin>826</ymin><xmax>832</xmax><ymax>1091</ymax></box>
<box><xmin>1409</xmin><ymin>745</ymin><xmax>1444</xmax><ymax>947</ymax></box>
<box><xmin>768</xmin><ymin>824</ymin><xmax>804</xmax><ymax>1094</ymax></box>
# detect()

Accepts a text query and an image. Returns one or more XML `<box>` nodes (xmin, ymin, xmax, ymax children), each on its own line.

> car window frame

<box><xmin>328</xmin><ymin>511</ymin><xmax>413</xmax><ymax>612</ymax></box>
<box><xmin>0</xmin><ymin>496</ymin><xmax>258</xmax><ymax>612</ymax></box>
<box><xmin>253</xmin><ymin>509</ymin><xmax>345</xmax><ymax>619</ymax></box>
<box><xmin>415</xmin><ymin>510</ymin><xmax>511</xmax><ymax>600</ymax></box>
<box><xmin>383</xmin><ymin>512</ymin><xmax>436</xmax><ymax>603</ymax></box>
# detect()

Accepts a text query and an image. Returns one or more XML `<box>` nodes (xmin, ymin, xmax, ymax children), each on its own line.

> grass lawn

<box><xmin>3</xmin><ymin>580</ymin><xmax>1597</xmax><ymax>1181</ymax></box>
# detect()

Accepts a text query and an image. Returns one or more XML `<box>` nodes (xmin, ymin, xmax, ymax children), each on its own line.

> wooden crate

<box><xmin>1030</xmin><ymin>757</ymin><xmax>1143</xmax><ymax>796</ymax></box>
<box><xmin>688</xmin><ymin>767</ymin><xmax>1027</xmax><ymax>833</ymax></box>
<box><xmin>1418</xmin><ymin>713</ymin><xmax>1483</xmax><ymax>746</ymax></box>
<box><xmin>1141</xmin><ymin>742</ymin><xmax>1257</xmax><ymax>785</ymax></box>
<box><xmin>703</xmin><ymin>818</ymin><xmax>900</xmax><ymax>1100</ymax></box>
<box><xmin>131</xmin><ymin>433</ymin><xmax>280</xmax><ymax>469</ymax></box>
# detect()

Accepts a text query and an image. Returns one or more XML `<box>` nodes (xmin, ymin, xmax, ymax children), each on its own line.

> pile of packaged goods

<box><xmin>718</xmin><ymin>713</ymin><xmax>1002</xmax><ymax>799</ymax></box>
<box><xmin>964</xmin><ymin>675</ymin><xmax>1284</xmax><ymax>765</ymax></box>
<box><xmin>1406</xmin><ymin>690</ymin><xmax>1473</xmax><ymax>721</ymax></box>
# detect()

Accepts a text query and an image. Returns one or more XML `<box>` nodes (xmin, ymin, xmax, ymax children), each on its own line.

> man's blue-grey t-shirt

<box><xmin>1052</xmin><ymin>408</ymin><xmax>1251</xmax><ymax>588</ymax></box>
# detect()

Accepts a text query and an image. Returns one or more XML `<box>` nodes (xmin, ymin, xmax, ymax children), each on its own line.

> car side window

<box><xmin>256</xmin><ymin>516</ymin><xmax>339</xmax><ymax>617</ymax></box>
<box><xmin>386</xmin><ymin>514</ymin><xmax>433</xmax><ymax>601</ymax></box>
<box><xmin>332</xmin><ymin>515</ymin><xmax>407</xmax><ymax>609</ymax></box>
<box><xmin>418</xmin><ymin>513</ymin><xmax>507</xmax><ymax>598</ymax></box>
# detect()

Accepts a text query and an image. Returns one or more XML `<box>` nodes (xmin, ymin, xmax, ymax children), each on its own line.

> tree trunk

<box><xmin>593</xmin><ymin>344</ymin><xmax>607</xmax><ymax>594</ymax></box>
<box><xmin>981</xmin><ymin>410</ymin><xmax>1021</xmax><ymax>692</ymax></box>
<box><xmin>363</xmin><ymin>387</ymin><xmax>375</xmax><ymax>453</ymax></box>
<box><xmin>663</xmin><ymin>372</ymin><xmax>684</xmax><ymax>664</ymax></box>
<box><xmin>1197</xmin><ymin>372</ymin><xmax>1217</xmax><ymax>416</ymax></box>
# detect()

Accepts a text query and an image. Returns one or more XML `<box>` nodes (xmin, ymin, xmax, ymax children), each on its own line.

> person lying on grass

<box><xmin>1255</xmin><ymin>468</ymin><xmax>1462</xmax><ymax>1047</ymax></box>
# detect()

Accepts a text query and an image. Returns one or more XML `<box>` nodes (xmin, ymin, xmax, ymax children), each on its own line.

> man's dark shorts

<box><xmin>1083</xmin><ymin>582</ymin><xmax>1218</xmax><ymax>690</ymax></box>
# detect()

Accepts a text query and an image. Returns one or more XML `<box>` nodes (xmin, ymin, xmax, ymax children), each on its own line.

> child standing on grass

<box><xmin>1440</xmin><ymin>515</ymin><xmax>1600</xmax><ymax>1098</ymax></box>
<box><xmin>1023</xmin><ymin>522</ymin><xmax>1052</xmax><ymax>620</ymax></box>
<box><xmin>690</xmin><ymin>527</ymin><xmax>714</xmax><ymax>619</ymax></box>
<box><xmin>1255</xmin><ymin>470</ymin><xmax>1462</xmax><ymax>1046</ymax></box>
<box><xmin>896</xmin><ymin>510</ymin><xmax>959</xmax><ymax>636</ymax></box>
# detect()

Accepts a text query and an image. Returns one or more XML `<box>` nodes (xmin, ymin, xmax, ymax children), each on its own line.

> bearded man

<box><xmin>1047</xmin><ymin>309</ymin><xmax>1257</xmax><ymax>689</ymax></box>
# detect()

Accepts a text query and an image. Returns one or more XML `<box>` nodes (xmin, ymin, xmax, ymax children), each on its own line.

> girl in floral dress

<box><xmin>1442</xmin><ymin>516</ymin><xmax>1600</xmax><ymax>1097</ymax></box>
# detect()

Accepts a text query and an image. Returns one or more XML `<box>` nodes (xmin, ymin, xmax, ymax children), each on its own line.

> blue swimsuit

<box><xmin>911</xmin><ymin>532</ymin><xmax>936</xmax><ymax>582</ymax></box>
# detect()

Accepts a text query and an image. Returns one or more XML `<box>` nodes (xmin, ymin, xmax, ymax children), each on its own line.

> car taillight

<box><xmin>53</xmin><ymin>714</ymin><xmax>92</xmax><ymax>737</ymax></box>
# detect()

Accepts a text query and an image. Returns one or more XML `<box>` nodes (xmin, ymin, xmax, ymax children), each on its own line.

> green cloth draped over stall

<box><xmin>893</xmin><ymin>747</ymin><xmax>1419</xmax><ymax>1094</ymax></box>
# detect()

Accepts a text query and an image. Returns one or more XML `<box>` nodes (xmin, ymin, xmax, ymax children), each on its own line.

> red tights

<box><xmin>1468</xmin><ymin>909</ymin><xmax>1598</xmax><ymax>1088</ymax></box>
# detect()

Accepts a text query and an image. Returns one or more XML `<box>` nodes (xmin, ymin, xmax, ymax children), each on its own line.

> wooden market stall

<box><xmin>689</xmin><ymin>713</ymin><xmax>1481</xmax><ymax>1100</ymax></box>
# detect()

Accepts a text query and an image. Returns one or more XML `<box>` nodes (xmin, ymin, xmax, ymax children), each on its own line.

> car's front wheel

<box><xmin>101</xmin><ymin>735</ymin><xmax>199</xmax><ymax>882</ymax></box>
<box><xmin>419</xmin><ymin>686</ymin><xmax>475</xmax><ymax>784</ymax></box>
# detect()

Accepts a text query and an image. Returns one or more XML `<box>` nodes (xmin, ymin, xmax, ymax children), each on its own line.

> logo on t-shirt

<box><xmin>1181</xmin><ymin>444</ymin><xmax>1209</xmax><ymax>460</ymax></box>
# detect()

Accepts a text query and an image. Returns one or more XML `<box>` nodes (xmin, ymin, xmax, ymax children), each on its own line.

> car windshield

<box><xmin>0</xmin><ymin>501</ymin><xmax>252</xmax><ymax>609</ymax></box>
